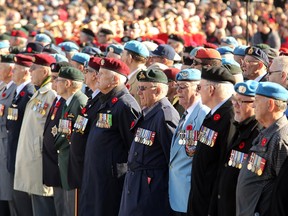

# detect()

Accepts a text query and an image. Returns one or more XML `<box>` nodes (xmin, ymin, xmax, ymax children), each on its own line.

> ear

<box><xmin>267</xmin><ymin>99</ymin><xmax>274</xmax><ymax>112</ymax></box>
<box><xmin>281</xmin><ymin>71</ymin><xmax>287</xmax><ymax>82</ymax></box>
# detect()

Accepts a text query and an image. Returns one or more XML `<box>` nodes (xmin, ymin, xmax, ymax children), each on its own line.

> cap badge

<box><xmin>100</xmin><ymin>59</ymin><xmax>105</xmax><ymax>66</ymax></box>
<box><xmin>238</xmin><ymin>86</ymin><xmax>246</xmax><ymax>94</ymax></box>
<box><xmin>139</xmin><ymin>71</ymin><xmax>146</xmax><ymax>79</ymax></box>
<box><xmin>13</xmin><ymin>57</ymin><xmax>17</xmax><ymax>62</ymax></box>
<box><xmin>248</xmin><ymin>47</ymin><xmax>253</xmax><ymax>55</ymax></box>
<box><xmin>180</xmin><ymin>71</ymin><xmax>188</xmax><ymax>78</ymax></box>
<box><xmin>32</xmin><ymin>57</ymin><xmax>36</xmax><ymax>62</ymax></box>
<box><xmin>109</xmin><ymin>47</ymin><xmax>114</xmax><ymax>53</ymax></box>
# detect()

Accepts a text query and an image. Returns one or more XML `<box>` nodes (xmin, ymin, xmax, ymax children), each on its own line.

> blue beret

<box><xmin>222</xmin><ymin>58</ymin><xmax>240</xmax><ymax>67</ymax></box>
<box><xmin>0</xmin><ymin>41</ymin><xmax>9</xmax><ymax>49</ymax></box>
<box><xmin>256</xmin><ymin>82</ymin><xmax>288</xmax><ymax>101</ymax></box>
<box><xmin>221</xmin><ymin>36</ymin><xmax>238</xmax><ymax>47</ymax></box>
<box><xmin>245</xmin><ymin>46</ymin><xmax>269</xmax><ymax>67</ymax></box>
<box><xmin>233</xmin><ymin>45</ymin><xmax>248</xmax><ymax>56</ymax></box>
<box><xmin>71</xmin><ymin>53</ymin><xmax>90</xmax><ymax>65</ymax></box>
<box><xmin>217</xmin><ymin>46</ymin><xmax>234</xmax><ymax>55</ymax></box>
<box><xmin>234</xmin><ymin>80</ymin><xmax>259</xmax><ymax>96</ymax></box>
<box><xmin>50</xmin><ymin>54</ymin><xmax>69</xmax><ymax>63</ymax></box>
<box><xmin>124</xmin><ymin>40</ymin><xmax>149</xmax><ymax>58</ymax></box>
<box><xmin>176</xmin><ymin>68</ymin><xmax>201</xmax><ymax>81</ymax></box>
<box><xmin>106</xmin><ymin>44</ymin><xmax>124</xmax><ymax>55</ymax></box>
<box><xmin>35</xmin><ymin>34</ymin><xmax>52</xmax><ymax>43</ymax></box>
<box><xmin>58</xmin><ymin>42</ymin><xmax>79</xmax><ymax>52</ymax></box>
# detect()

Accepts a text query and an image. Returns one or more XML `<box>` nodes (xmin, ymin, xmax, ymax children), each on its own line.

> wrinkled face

<box><xmin>96</xmin><ymin>68</ymin><xmax>114</xmax><ymax>93</ymax></box>
<box><xmin>84</xmin><ymin>66</ymin><xmax>98</xmax><ymax>89</ymax></box>
<box><xmin>267</xmin><ymin>61</ymin><xmax>283</xmax><ymax>85</ymax></box>
<box><xmin>56</xmin><ymin>77</ymin><xmax>69</xmax><ymax>97</ymax></box>
<box><xmin>51</xmin><ymin>72</ymin><xmax>59</xmax><ymax>91</ymax></box>
<box><xmin>137</xmin><ymin>82</ymin><xmax>158</xmax><ymax>108</ymax></box>
<box><xmin>0</xmin><ymin>63</ymin><xmax>12</xmax><ymax>82</ymax></box>
<box><xmin>253</xmin><ymin>95</ymin><xmax>269</xmax><ymax>125</ymax></box>
<box><xmin>12</xmin><ymin>64</ymin><xmax>28</xmax><ymax>85</ymax></box>
<box><xmin>232</xmin><ymin>93</ymin><xmax>255</xmax><ymax>123</ymax></box>
<box><xmin>197</xmin><ymin>79</ymin><xmax>212</xmax><ymax>107</ymax></box>
<box><xmin>29</xmin><ymin>64</ymin><xmax>46</xmax><ymax>86</ymax></box>
<box><xmin>176</xmin><ymin>81</ymin><xmax>199</xmax><ymax>109</ymax></box>
<box><xmin>241</xmin><ymin>56</ymin><xmax>260</xmax><ymax>79</ymax></box>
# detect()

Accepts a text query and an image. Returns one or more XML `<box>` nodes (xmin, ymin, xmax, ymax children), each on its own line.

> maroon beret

<box><xmin>88</xmin><ymin>57</ymin><xmax>101</xmax><ymax>71</ymax></box>
<box><xmin>11</xmin><ymin>29</ymin><xmax>28</xmax><ymax>39</ymax></box>
<box><xmin>32</xmin><ymin>54</ymin><xmax>56</xmax><ymax>67</ymax></box>
<box><xmin>14</xmin><ymin>54</ymin><xmax>33</xmax><ymax>67</ymax></box>
<box><xmin>163</xmin><ymin>68</ymin><xmax>180</xmax><ymax>81</ymax></box>
<box><xmin>100</xmin><ymin>57</ymin><xmax>130</xmax><ymax>77</ymax></box>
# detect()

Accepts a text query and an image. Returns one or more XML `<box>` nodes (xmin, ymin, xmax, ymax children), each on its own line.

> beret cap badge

<box><xmin>14</xmin><ymin>57</ymin><xmax>17</xmax><ymax>62</ymax></box>
<box><xmin>248</xmin><ymin>47</ymin><xmax>253</xmax><ymax>55</ymax></box>
<box><xmin>32</xmin><ymin>57</ymin><xmax>36</xmax><ymax>62</ymax></box>
<box><xmin>100</xmin><ymin>59</ymin><xmax>105</xmax><ymax>66</ymax></box>
<box><xmin>139</xmin><ymin>71</ymin><xmax>146</xmax><ymax>79</ymax></box>
<box><xmin>238</xmin><ymin>86</ymin><xmax>246</xmax><ymax>94</ymax></box>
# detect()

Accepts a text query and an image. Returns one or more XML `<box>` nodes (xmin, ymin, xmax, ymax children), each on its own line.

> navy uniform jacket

<box><xmin>68</xmin><ymin>92</ymin><xmax>102</xmax><ymax>189</ymax></box>
<box><xmin>79</xmin><ymin>86</ymin><xmax>141</xmax><ymax>216</ymax></box>
<box><xmin>187</xmin><ymin>99</ymin><xmax>236</xmax><ymax>216</ymax></box>
<box><xmin>118</xmin><ymin>97</ymin><xmax>180</xmax><ymax>216</ymax></box>
<box><xmin>54</xmin><ymin>90</ymin><xmax>88</xmax><ymax>190</ymax></box>
<box><xmin>217</xmin><ymin>116</ymin><xmax>260</xmax><ymax>216</ymax></box>
<box><xmin>7</xmin><ymin>83</ymin><xmax>34</xmax><ymax>174</ymax></box>
<box><xmin>42</xmin><ymin>97</ymin><xmax>66</xmax><ymax>187</ymax></box>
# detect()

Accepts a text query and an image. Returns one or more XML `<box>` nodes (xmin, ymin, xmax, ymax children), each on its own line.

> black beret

<box><xmin>245</xmin><ymin>46</ymin><xmax>269</xmax><ymax>67</ymax></box>
<box><xmin>222</xmin><ymin>64</ymin><xmax>243</xmax><ymax>75</ymax></box>
<box><xmin>58</xmin><ymin>66</ymin><xmax>84</xmax><ymax>81</ymax></box>
<box><xmin>262</xmin><ymin>47</ymin><xmax>279</xmax><ymax>59</ymax></box>
<box><xmin>25</xmin><ymin>42</ymin><xmax>43</xmax><ymax>54</ymax></box>
<box><xmin>99</xmin><ymin>28</ymin><xmax>113</xmax><ymax>35</ymax></box>
<box><xmin>168</xmin><ymin>34</ymin><xmax>185</xmax><ymax>45</ymax></box>
<box><xmin>201</xmin><ymin>66</ymin><xmax>235</xmax><ymax>84</ymax></box>
<box><xmin>137</xmin><ymin>69</ymin><xmax>168</xmax><ymax>84</ymax></box>
<box><xmin>81</xmin><ymin>28</ymin><xmax>95</xmax><ymax>38</ymax></box>
<box><xmin>50</xmin><ymin>62</ymin><xmax>72</xmax><ymax>73</ymax></box>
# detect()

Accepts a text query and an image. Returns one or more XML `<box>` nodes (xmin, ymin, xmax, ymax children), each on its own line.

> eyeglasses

<box><xmin>196</xmin><ymin>84</ymin><xmax>212</xmax><ymax>91</ymax></box>
<box><xmin>267</xmin><ymin>70</ymin><xmax>282</xmax><ymax>76</ymax></box>
<box><xmin>176</xmin><ymin>83</ymin><xmax>198</xmax><ymax>90</ymax></box>
<box><xmin>137</xmin><ymin>86</ymin><xmax>157</xmax><ymax>91</ymax></box>
<box><xmin>242</xmin><ymin>59</ymin><xmax>259</xmax><ymax>65</ymax></box>
<box><xmin>231</xmin><ymin>97</ymin><xmax>254</xmax><ymax>106</ymax></box>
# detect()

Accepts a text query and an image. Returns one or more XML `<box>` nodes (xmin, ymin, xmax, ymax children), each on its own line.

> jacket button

<box><xmin>218</xmin><ymin>194</ymin><xmax>221</xmax><ymax>199</ymax></box>
<box><xmin>57</xmin><ymin>150</ymin><xmax>60</xmax><ymax>153</ymax></box>
<box><xmin>134</xmin><ymin>152</ymin><xmax>138</xmax><ymax>156</ymax></box>
<box><xmin>224</xmin><ymin>163</ymin><xmax>227</xmax><ymax>167</ymax></box>
<box><xmin>127</xmin><ymin>190</ymin><xmax>131</xmax><ymax>194</ymax></box>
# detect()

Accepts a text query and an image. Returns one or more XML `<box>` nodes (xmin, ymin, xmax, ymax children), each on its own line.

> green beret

<box><xmin>0</xmin><ymin>54</ymin><xmax>15</xmax><ymax>63</ymax></box>
<box><xmin>58</xmin><ymin>66</ymin><xmax>84</xmax><ymax>82</ymax></box>
<box><xmin>137</xmin><ymin>69</ymin><xmax>168</xmax><ymax>84</ymax></box>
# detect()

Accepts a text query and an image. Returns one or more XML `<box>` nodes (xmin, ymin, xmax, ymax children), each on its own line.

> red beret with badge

<box><xmin>32</xmin><ymin>54</ymin><xmax>56</xmax><ymax>67</ymax></box>
<box><xmin>11</xmin><ymin>29</ymin><xmax>28</xmax><ymax>39</ymax></box>
<box><xmin>88</xmin><ymin>57</ymin><xmax>101</xmax><ymax>71</ymax></box>
<box><xmin>100</xmin><ymin>57</ymin><xmax>130</xmax><ymax>77</ymax></box>
<box><xmin>163</xmin><ymin>68</ymin><xmax>180</xmax><ymax>81</ymax></box>
<box><xmin>14</xmin><ymin>54</ymin><xmax>33</xmax><ymax>67</ymax></box>
<box><xmin>195</xmin><ymin>48</ymin><xmax>221</xmax><ymax>60</ymax></box>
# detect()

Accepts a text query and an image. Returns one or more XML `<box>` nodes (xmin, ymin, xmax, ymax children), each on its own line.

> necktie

<box><xmin>175</xmin><ymin>111</ymin><xmax>188</xmax><ymax>135</ymax></box>
<box><xmin>205</xmin><ymin>111</ymin><xmax>212</xmax><ymax>119</ymax></box>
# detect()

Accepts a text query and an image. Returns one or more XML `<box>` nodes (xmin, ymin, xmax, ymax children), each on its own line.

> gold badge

<box><xmin>109</xmin><ymin>47</ymin><xmax>114</xmax><ymax>53</ymax></box>
<box><xmin>138</xmin><ymin>71</ymin><xmax>146</xmax><ymax>79</ymax></box>
<box><xmin>238</xmin><ymin>86</ymin><xmax>246</xmax><ymax>94</ymax></box>
<box><xmin>180</xmin><ymin>71</ymin><xmax>188</xmax><ymax>78</ymax></box>
<box><xmin>247</xmin><ymin>47</ymin><xmax>253</xmax><ymax>55</ymax></box>
<box><xmin>14</xmin><ymin>56</ymin><xmax>17</xmax><ymax>63</ymax></box>
<box><xmin>51</xmin><ymin>125</ymin><xmax>58</xmax><ymax>137</ymax></box>
<box><xmin>100</xmin><ymin>59</ymin><xmax>105</xmax><ymax>65</ymax></box>
<box><xmin>32</xmin><ymin>57</ymin><xmax>36</xmax><ymax>62</ymax></box>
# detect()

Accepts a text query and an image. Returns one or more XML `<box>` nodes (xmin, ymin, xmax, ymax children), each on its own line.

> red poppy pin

<box><xmin>126</xmin><ymin>84</ymin><xmax>131</xmax><ymax>90</ymax></box>
<box><xmin>186</xmin><ymin>124</ymin><xmax>193</xmax><ymax>130</ymax></box>
<box><xmin>111</xmin><ymin>97</ymin><xmax>118</xmax><ymax>104</ymax></box>
<box><xmin>20</xmin><ymin>91</ymin><xmax>25</xmax><ymax>97</ymax></box>
<box><xmin>213</xmin><ymin>114</ymin><xmax>221</xmax><ymax>121</ymax></box>
<box><xmin>239</xmin><ymin>142</ymin><xmax>245</xmax><ymax>149</ymax></box>
<box><xmin>81</xmin><ymin>107</ymin><xmax>87</xmax><ymax>115</ymax></box>
<box><xmin>64</xmin><ymin>112</ymin><xmax>68</xmax><ymax>118</ymax></box>
<box><xmin>27</xmin><ymin>47</ymin><xmax>32</xmax><ymax>53</ymax></box>
<box><xmin>261</xmin><ymin>138</ymin><xmax>267</xmax><ymax>146</ymax></box>
<box><xmin>130</xmin><ymin>120</ymin><xmax>135</xmax><ymax>128</ymax></box>
<box><xmin>2</xmin><ymin>92</ymin><xmax>6</xmax><ymax>98</ymax></box>
<box><xmin>55</xmin><ymin>101</ymin><xmax>61</xmax><ymax>107</ymax></box>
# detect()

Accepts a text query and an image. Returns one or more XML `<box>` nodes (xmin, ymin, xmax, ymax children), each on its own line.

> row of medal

<box><xmin>74</xmin><ymin>115</ymin><xmax>89</xmax><ymax>134</ymax></box>
<box><xmin>228</xmin><ymin>150</ymin><xmax>248</xmax><ymax>169</ymax></box>
<box><xmin>7</xmin><ymin>107</ymin><xmax>18</xmax><ymax>121</ymax></box>
<box><xmin>178</xmin><ymin>130</ymin><xmax>198</xmax><ymax>146</ymax></box>
<box><xmin>32</xmin><ymin>99</ymin><xmax>49</xmax><ymax>116</ymax></box>
<box><xmin>134</xmin><ymin>127</ymin><xmax>156</xmax><ymax>146</ymax></box>
<box><xmin>58</xmin><ymin>119</ymin><xmax>72</xmax><ymax>134</ymax></box>
<box><xmin>198</xmin><ymin>126</ymin><xmax>218</xmax><ymax>147</ymax></box>
<box><xmin>96</xmin><ymin>113</ymin><xmax>112</xmax><ymax>129</ymax></box>
<box><xmin>247</xmin><ymin>152</ymin><xmax>266</xmax><ymax>176</ymax></box>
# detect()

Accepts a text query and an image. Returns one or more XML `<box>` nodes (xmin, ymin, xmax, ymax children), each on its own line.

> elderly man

<box><xmin>236</xmin><ymin>82</ymin><xmax>288</xmax><ymax>216</ymax></box>
<box><xmin>191</xmin><ymin>48</ymin><xmax>222</xmax><ymax>70</ymax></box>
<box><xmin>54</xmin><ymin>66</ymin><xmax>88</xmax><ymax>216</ymax></box>
<box><xmin>217</xmin><ymin>80</ymin><xmax>261</xmax><ymax>216</ymax></box>
<box><xmin>169</xmin><ymin>69</ymin><xmax>209</xmax><ymax>216</ymax></box>
<box><xmin>14</xmin><ymin>54</ymin><xmax>57</xmax><ymax>216</ymax></box>
<box><xmin>187</xmin><ymin>66</ymin><xmax>237</xmax><ymax>216</ymax></box>
<box><xmin>6</xmin><ymin>54</ymin><xmax>34</xmax><ymax>216</ymax></box>
<box><xmin>69</xmin><ymin>57</ymin><xmax>102</xmax><ymax>189</ymax></box>
<box><xmin>119</xmin><ymin>69</ymin><xmax>180</xmax><ymax>216</ymax></box>
<box><xmin>267</xmin><ymin>56</ymin><xmax>288</xmax><ymax>88</ymax></box>
<box><xmin>242</xmin><ymin>46</ymin><xmax>269</xmax><ymax>81</ymax></box>
<box><xmin>121</xmin><ymin>40</ymin><xmax>149</xmax><ymax>103</ymax></box>
<box><xmin>79</xmin><ymin>58</ymin><xmax>141</xmax><ymax>216</ymax></box>
<box><xmin>0</xmin><ymin>54</ymin><xmax>17</xmax><ymax>215</ymax></box>
<box><xmin>148</xmin><ymin>44</ymin><xmax>181</xmax><ymax>67</ymax></box>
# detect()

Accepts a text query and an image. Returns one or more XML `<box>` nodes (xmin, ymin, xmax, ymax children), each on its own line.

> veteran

<box><xmin>6</xmin><ymin>54</ymin><xmax>35</xmax><ymax>216</ymax></box>
<box><xmin>236</xmin><ymin>82</ymin><xmax>288</xmax><ymax>216</ymax></box>
<box><xmin>14</xmin><ymin>54</ymin><xmax>57</xmax><ymax>216</ymax></box>
<box><xmin>118</xmin><ymin>69</ymin><xmax>179</xmax><ymax>216</ymax></box>
<box><xmin>0</xmin><ymin>54</ymin><xmax>17</xmax><ymax>215</ymax></box>
<box><xmin>68</xmin><ymin>57</ymin><xmax>102</xmax><ymax>189</ymax></box>
<box><xmin>169</xmin><ymin>68</ymin><xmax>209</xmax><ymax>216</ymax></box>
<box><xmin>42</xmin><ymin>62</ymin><xmax>69</xmax><ymax>216</ymax></box>
<box><xmin>217</xmin><ymin>80</ymin><xmax>261</xmax><ymax>216</ymax></box>
<box><xmin>79</xmin><ymin>58</ymin><xmax>141</xmax><ymax>216</ymax></box>
<box><xmin>54</xmin><ymin>66</ymin><xmax>88</xmax><ymax>216</ymax></box>
<box><xmin>187</xmin><ymin>66</ymin><xmax>236</xmax><ymax>216</ymax></box>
